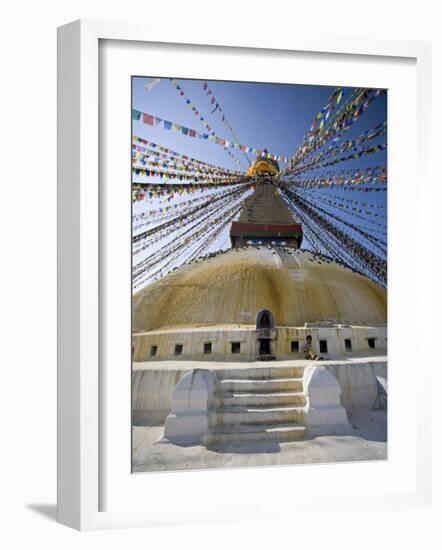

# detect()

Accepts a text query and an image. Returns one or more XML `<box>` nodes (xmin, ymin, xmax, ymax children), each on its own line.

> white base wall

<box><xmin>132</xmin><ymin>367</ymin><xmax>190</xmax><ymax>425</ymax></box>
<box><xmin>133</xmin><ymin>325</ymin><xmax>387</xmax><ymax>362</ymax></box>
<box><xmin>326</xmin><ymin>361</ymin><xmax>387</xmax><ymax>409</ymax></box>
<box><xmin>132</xmin><ymin>359</ymin><xmax>387</xmax><ymax>426</ymax></box>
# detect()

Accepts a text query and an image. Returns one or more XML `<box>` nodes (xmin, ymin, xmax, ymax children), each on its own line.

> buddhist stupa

<box><xmin>133</xmin><ymin>159</ymin><xmax>386</xmax><ymax>362</ymax></box>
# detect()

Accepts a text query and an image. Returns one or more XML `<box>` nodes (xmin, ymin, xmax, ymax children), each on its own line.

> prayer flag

<box><xmin>142</xmin><ymin>113</ymin><xmax>154</xmax><ymax>125</ymax></box>
<box><xmin>132</xmin><ymin>110</ymin><xmax>142</xmax><ymax>120</ymax></box>
<box><xmin>144</xmin><ymin>78</ymin><xmax>161</xmax><ymax>90</ymax></box>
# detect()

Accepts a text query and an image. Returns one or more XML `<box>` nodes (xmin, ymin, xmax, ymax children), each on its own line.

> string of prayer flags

<box><xmin>132</xmin><ymin>166</ymin><xmax>251</xmax><ymax>185</ymax></box>
<box><xmin>285</xmin><ymin>88</ymin><xmax>386</xmax><ymax>170</ymax></box>
<box><xmin>132</xmin><ymin>149</ymin><xmax>243</xmax><ymax>177</ymax></box>
<box><xmin>133</xmin><ymin>185</ymin><xmax>246</xmax><ymax>230</ymax></box>
<box><xmin>297</xmin><ymin>190</ymin><xmax>388</xmax><ymax>231</ymax></box>
<box><xmin>285</xmin><ymin>165</ymin><xmax>387</xmax><ymax>181</ymax></box>
<box><xmin>307</xmin><ymin>88</ymin><xmax>344</xmax><ymax>136</ymax></box>
<box><xmin>132</xmin><ymin>192</ymin><xmax>249</xmax><ymax>285</ymax></box>
<box><xmin>202</xmin><ymin>81</ymin><xmax>252</xmax><ymax>166</ymax></box>
<box><xmin>132</xmin><ymin>199</ymin><xmax>243</xmax><ymax>291</ymax></box>
<box><xmin>292</xmin><ymin>122</ymin><xmax>387</xmax><ymax>175</ymax></box>
<box><xmin>169</xmin><ymin>79</ymin><xmax>246</xmax><ymax>170</ymax></box>
<box><xmin>133</xmin><ymin>186</ymin><xmax>248</xmax><ymax>246</ymax></box>
<box><xmin>288</xmin><ymin>143</ymin><xmax>387</xmax><ymax>175</ymax></box>
<box><xmin>300</xmin><ymin>189</ymin><xmax>386</xmax><ymax>211</ymax></box>
<box><xmin>132</xmin><ymin>180</ymin><xmax>254</xmax><ymax>202</ymax></box>
<box><xmin>132</xmin><ymin>108</ymin><xmax>290</xmax><ymax>163</ymax></box>
<box><xmin>296</xmin><ymin>191</ymin><xmax>387</xmax><ymax>256</ymax></box>
<box><xmin>284</xmin><ymin>167</ymin><xmax>387</xmax><ymax>190</ymax></box>
<box><xmin>132</xmin><ymin>136</ymin><xmax>243</xmax><ymax>175</ymax></box>
<box><xmin>282</xmin><ymin>187</ymin><xmax>387</xmax><ymax>287</ymax></box>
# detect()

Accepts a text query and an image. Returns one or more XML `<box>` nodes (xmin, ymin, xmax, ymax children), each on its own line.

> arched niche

<box><xmin>256</xmin><ymin>309</ymin><xmax>274</xmax><ymax>330</ymax></box>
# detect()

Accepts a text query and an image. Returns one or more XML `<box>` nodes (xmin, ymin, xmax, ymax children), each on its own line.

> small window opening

<box><xmin>231</xmin><ymin>342</ymin><xmax>241</xmax><ymax>354</ymax></box>
<box><xmin>291</xmin><ymin>340</ymin><xmax>299</xmax><ymax>352</ymax></box>
<box><xmin>368</xmin><ymin>338</ymin><xmax>376</xmax><ymax>349</ymax></box>
<box><xmin>174</xmin><ymin>344</ymin><xmax>183</xmax><ymax>356</ymax></box>
<box><xmin>319</xmin><ymin>340</ymin><xmax>328</xmax><ymax>353</ymax></box>
<box><xmin>344</xmin><ymin>339</ymin><xmax>352</xmax><ymax>352</ymax></box>
<box><xmin>204</xmin><ymin>342</ymin><xmax>212</xmax><ymax>354</ymax></box>
<box><xmin>150</xmin><ymin>345</ymin><xmax>158</xmax><ymax>357</ymax></box>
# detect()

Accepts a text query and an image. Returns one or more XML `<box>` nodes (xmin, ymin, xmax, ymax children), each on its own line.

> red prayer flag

<box><xmin>142</xmin><ymin>113</ymin><xmax>154</xmax><ymax>125</ymax></box>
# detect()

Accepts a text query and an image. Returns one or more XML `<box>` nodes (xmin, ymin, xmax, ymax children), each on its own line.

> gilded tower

<box><xmin>230</xmin><ymin>156</ymin><xmax>303</xmax><ymax>248</ymax></box>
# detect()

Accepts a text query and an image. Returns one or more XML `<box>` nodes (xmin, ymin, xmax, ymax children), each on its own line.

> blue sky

<box><xmin>132</xmin><ymin>76</ymin><xmax>387</xmax><ymax>174</ymax></box>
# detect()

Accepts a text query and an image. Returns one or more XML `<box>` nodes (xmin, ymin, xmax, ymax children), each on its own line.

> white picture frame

<box><xmin>57</xmin><ymin>19</ymin><xmax>432</xmax><ymax>531</ymax></box>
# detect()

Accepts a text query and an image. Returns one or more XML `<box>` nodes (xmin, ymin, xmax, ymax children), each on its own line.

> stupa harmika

<box><xmin>132</xmin><ymin>157</ymin><xmax>387</xmax><ymax>448</ymax></box>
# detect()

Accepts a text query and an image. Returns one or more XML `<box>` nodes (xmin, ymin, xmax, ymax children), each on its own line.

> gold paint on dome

<box><xmin>133</xmin><ymin>248</ymin><xmax>387</xmax><ymax>332</ymax></box>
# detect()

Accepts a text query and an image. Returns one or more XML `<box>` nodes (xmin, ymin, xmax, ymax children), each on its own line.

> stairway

<box><xmin>238</xmin><ymin>182</ymin><xmax>295</xmax><ymax>225</ymax></box>
<box><xmin>277</xmin><ymin>249</ymin><xmax>303</xmax><ymax>278</ymax></box>
<box><xmin>208</xmin><ymin>366</ymin><xmax>307</xmax><ymax>446</ymax></box>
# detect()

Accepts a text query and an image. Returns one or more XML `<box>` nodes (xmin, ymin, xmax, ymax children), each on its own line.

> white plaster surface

<box><xmin>327</xmin><ymin>362</ymin><xmax>387</xmax><ymax>409</ymax></box>
<box><xmin>132</xmin><ymin>367</ymin><xmax>186</xmax><ymax>425</ymax></box>
<box><xmin>304</xmin><ymin>366</ymin><xmax>351</xmax><ymax>436</ymax></box>
<box><xmin>163</xmin><ymin>369</ymin><xmax>215</xmax><ymax>445</ymax></box>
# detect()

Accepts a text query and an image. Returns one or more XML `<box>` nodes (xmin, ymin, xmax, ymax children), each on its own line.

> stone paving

<box><xmin>132</xmin><ymin>407</ymin><xmax>387</xmax><ymax>473</ymax></box>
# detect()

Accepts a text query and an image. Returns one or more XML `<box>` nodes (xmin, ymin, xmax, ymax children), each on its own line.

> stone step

<box><xmin>209</xmin><ymin>424</ymin><xmax>306</xmax><ymax>445</ymax></box>
<box><xmin>216</xmin><ymin>366</ymin><xmax>304</xmax><ymax>380</ymax></box>
<box><xmin>218</xmin><ymin>378</ymin><xmax>304</xmax><ymax>393</ymax></box>
<box><xmin>215</xmin><ymin>391</ymin><xmax>306</xmax><ymax>408</ymax></box>
<box><xmin>212</xmin><ymin>406</ymin><xmax>305</xmax><ymax>426</ymax></box>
